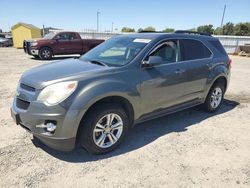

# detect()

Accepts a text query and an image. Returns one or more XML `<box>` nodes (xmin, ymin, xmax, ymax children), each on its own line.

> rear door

<box><xmin>179</xmin><ymin>39</ymin><xmax>212</xmax><ymax>101</ymax></box>
<box><xmin>68</xmin><ymin>33</ymin><xmax>82</xmax><ymax>54</ymax></box>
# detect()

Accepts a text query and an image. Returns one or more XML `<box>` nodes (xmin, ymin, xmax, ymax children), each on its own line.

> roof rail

<box><xmin>138</xmin><ymin>31</ymin><xmax>164</xmax><ymax>33</ymax></box>
<box><xmin>174</xmin><ymin>30</ymin><xmax>211</xmax><ymax>36</ymax></box>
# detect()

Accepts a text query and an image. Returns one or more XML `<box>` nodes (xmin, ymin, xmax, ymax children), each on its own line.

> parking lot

<box><xmin>0</xmin><ymin>48</ymin><xmax>250</xmax><ymax>187</ymax></box>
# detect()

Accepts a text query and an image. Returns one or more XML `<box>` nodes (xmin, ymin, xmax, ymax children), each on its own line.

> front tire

<box><xmin>39</xmin><ymin>47</ymin><xmax>52</xmax><ymax>60</ymax></box>
<box><xmin>79</xmin><ymin>104</ymin><xmax>129</xmax><ymax>154</ymax></box>
<box><xmin>203</xmin><ymin>82</ymin><xmax>225</xmax><ymax>112</ymax></box>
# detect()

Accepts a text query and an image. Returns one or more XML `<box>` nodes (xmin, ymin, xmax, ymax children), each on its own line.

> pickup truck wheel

<box><xmin>79</xmin><ymin>104</ymin><xmax>129</xmax><ymax>154</ymax></box>
<box><xmin>203</xmin><ymin>83</ymin><xmax>225</xmax><ymax>112</ymax></box>
<box><xmin>39</xmin><ymin>47</ymin><xmax>52</xmax><ymax>60</ymax></box>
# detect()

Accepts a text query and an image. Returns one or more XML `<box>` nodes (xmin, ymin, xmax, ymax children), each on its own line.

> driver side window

<box><xmin>55</xmin><ymin>33</ymin><xmax>71</xmax><ymax>40</ymax></box>
<box><xmin>150</xmin><ymin>41</ymin><xmax>178</xmax><ymax>64</ymax></box>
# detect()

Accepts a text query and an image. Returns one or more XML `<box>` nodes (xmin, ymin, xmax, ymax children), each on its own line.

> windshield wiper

<box><xmin>88</xmin><ymin>60</ymin><xmax>108</xmax><ymax>67</ymax></box>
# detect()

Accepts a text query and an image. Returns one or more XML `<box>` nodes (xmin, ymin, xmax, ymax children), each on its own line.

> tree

<box><xmin>223</xmin><ymin>22</ymin><xmax>234</xmax><ymax>35</ymax></box>
<box><xmin>197</xmin><ymin>24</ymin><xmax>214</xmax><ymax>35</ymax></box>
<box><xmin>216</xmin><ymin>22</ymin><xmax>250</xmax><ymax>36</ymax></box>
<box><xmin>137</xmin><ymin>28</ymin><xmax>144</xmax><ymax>32</ymax></box>
<box><xmin>143</xmin><ymin>26</ymin><xmax>156</xmax><ymax>32</ymax></box>
<box><xmin>234</xmin><ymin>23</ymin><xmax>250</xmax><ymax>36</ymax></box>
<box><xmin>188</xmin><ymin>28</ymin><xmax>196</xmax><ymax>32</ymax></box>
<box><xmin>162</xmin><ymin>28</ymin><xmax>175</xmax><ymax>33</ymax></box>
<box><xmin>214</xmin><ymin>27</ymin><xmax>222</xmax><ymax>35</ymax></box>
<box><xmin>121</xmin><ymin>27</ymin><xmax>135</xmax><ymax>32</ymax></box>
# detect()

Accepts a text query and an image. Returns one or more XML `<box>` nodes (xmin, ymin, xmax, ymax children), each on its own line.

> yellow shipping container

<box><xmin>11</xmin><ymin>23</ymin><xmax>41</xmax><ymax>48</ymax></box>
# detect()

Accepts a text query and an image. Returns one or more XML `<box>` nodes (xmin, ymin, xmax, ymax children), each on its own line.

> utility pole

<box><xmin>111</xmin><ymin>22</ymin><xmax>114</xmax><ymax>33</ymax></box>
<box><xmin>97</xmin><ymin>11</ymin><xmax>100</xmax><ymax>32</ymax></box>
<box><xmin>42</xmin><ymin>25</ymin><xmax>45</xmax><ymax>37</ymax></box>
<box><xmin>220</xmin><ymin>4</ymin><xmax>226</xmax><ymax>35</ymax></box>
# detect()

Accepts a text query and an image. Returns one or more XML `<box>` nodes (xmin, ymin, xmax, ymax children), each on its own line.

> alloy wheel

<box><xmin>210</xmin><ymin>87</ymin><xmax>223</xmax><ymax>108</ymax></box>
<box><xmin>93</xmin><ymin>113</ymin><xmax>123</xmax><ymax>148</ymax></box>
<box><xmin>42</xmin><ymin>50</ymin><xmax>51</xmax><ymax>59</ymax></box>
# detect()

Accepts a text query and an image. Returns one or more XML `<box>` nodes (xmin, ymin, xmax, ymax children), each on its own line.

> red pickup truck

<box><xmin>23</xmin><ymin>31</ymin><xmax>104</xmax><ymax>60</ymax></box>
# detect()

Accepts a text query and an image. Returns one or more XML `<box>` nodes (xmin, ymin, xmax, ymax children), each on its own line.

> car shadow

<box><xmin>31</xmin><ymin>99</ymin><xmax>239</xmax><ymax>162</ymax></box>
<box><xmin>31</xmin><ymin>55</ymin><xmax>80</xmax><ymax>61</ymax></box>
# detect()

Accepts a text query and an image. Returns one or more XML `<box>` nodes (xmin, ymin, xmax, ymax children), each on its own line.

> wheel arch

<box><xmin>84</xmin><ymin>95</ymin><xmax>134</xmax><ymax>124</ymax></box>
<box><xmin>75</xmin><ymin>95</ymin><xmax>135</xmax><ymax>140</ymax></box>
<box><xmin>204</xmin><ymin>74</ymin><xmax>228</xmax><ymax>102</ymax></box>
<box><xmin>212</xmin><ymin>76</ymin><xmax>227</xmax><ymax>90</ymax></box>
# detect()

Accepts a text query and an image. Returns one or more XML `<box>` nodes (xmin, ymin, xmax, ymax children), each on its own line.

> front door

<box><xmin>140</xmin><ymin>40</ymin><xmax>188</xmax><ymax>115</ymax></box>
<box><xmin>54</xmin><ymin>33</ymin><xmax>80</xmax><ymax>54</ymax></box>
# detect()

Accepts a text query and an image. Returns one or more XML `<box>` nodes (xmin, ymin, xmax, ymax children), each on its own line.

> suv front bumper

<box><xmin>10</xmin><ymin>97</ymin><xmax>83</xmax><ymax>151</ymax></box>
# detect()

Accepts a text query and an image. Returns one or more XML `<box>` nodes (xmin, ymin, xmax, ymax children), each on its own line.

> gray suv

<box><xmin>11</xmin><ymin>31</ymin><xmax>231</xmax><ymax>154</ymax></box>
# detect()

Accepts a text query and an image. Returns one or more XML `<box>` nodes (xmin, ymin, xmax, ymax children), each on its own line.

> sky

<box><xmin>1</xmin><ymin>0</ymin><xmax>250</xmax><ymax>32</ymax></box>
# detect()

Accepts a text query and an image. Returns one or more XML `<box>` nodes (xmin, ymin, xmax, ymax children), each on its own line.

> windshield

<box><xmin>80</xmin><ymin>36</ymin><xmax>150</xmax><ymax>67</ymax></box>
<box><xmin>43</xmin><ymin>32</ymin><xmax>57</xmax><ymax>39</ymax></box>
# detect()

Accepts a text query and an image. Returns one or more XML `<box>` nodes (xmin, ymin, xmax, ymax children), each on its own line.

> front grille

<box><xmin>20</xmin><ymin>83</ymin><xmax>35</xmax><ymax>92</ymax></box>
<box><xmin>16</xmin><ymin>98</ymin><xmax>30</xmax><ymax>110</ymax></box>
<box><xmin>23</xmin><ymin>41</ymin><xmax>27</xmax><ymax>52</ymax></box>
<box><xmin>23</xmin><ymin>41</ymin><xmax>31</xmax><ymax>54</ymax></box>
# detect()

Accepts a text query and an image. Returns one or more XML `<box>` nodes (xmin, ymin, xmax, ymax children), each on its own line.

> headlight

<box><xmin>37</xmin><ymin>81</ymin><xmax>78</xmax><ymax>106</ymax></box>
<box><xmin>30</xmin><ymin>42</ymin><xmax>38</xmax><ymax>47</ymax></box>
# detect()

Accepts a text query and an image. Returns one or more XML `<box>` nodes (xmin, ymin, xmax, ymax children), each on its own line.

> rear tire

<box><xmin>79</xmin><ymin>103</ymin><xmax>129</xmax><ymax>154</ymax></box>
<box><xmin>203</xmin><ymin>82</ymin><xmax>225</xmax><ymax>112</ymax></box>
<box><xmin>39</xmin><ymin>47</ymin><xmax>52</xmax><ymax>60</ymax></box>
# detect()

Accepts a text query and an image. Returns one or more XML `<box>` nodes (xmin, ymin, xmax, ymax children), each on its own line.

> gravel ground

<box><xmin>0</xmin><ymin>48</ymin><xmax>250</xmax><ymax>188</ymax></box>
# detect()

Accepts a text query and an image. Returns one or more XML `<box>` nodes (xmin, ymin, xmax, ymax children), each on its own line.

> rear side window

<box><xmin>68</xmin><ymin>33</ymin><xmax>77</xmax><ymax>40</ymax></box>
<box><xmin>180</xmin><ymin>39</ymin><xmax>212</xmax><ymax>61</ymax></box>
<box><xmin>208</xmin><ymin>40</ymin><xmax>227</xmax><ymax>56</ymax></box>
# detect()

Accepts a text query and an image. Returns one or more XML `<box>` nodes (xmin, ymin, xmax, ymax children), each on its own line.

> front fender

<box><xmin>70</xmin><ymin>78</ymin><xmax>141</xmax><ymax>119</ymax></box>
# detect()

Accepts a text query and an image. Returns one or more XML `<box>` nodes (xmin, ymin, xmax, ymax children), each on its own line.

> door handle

<box><xmin>175</xmin><ymin>69</ymin><xmax>185</xmax><ymax>74</ymax></box>
<box><xmin>206</xmin><ymin>63</ymin><xmax>213</xmax><ymax>70</ymax></box>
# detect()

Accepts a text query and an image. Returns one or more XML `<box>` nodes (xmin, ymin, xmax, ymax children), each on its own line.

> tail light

<box><xmin>227</xmin><ymin>58</ymin><xmax>232</xmax><ymax>68</ymax></box>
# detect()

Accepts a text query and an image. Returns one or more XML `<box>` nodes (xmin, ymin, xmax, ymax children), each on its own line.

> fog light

<box><xmin>46</xmin><ymin>122</ymin><xmax>56</xmax><ymax>132</ymax></box>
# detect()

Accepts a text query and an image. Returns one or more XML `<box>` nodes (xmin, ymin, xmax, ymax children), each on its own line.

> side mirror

<box><xmin>143</xmin><ymin>56</ymin><xmax>162</xmax><ymax>68</ymax></box>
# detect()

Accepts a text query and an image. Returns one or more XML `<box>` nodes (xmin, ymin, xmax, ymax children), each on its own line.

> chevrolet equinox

<box><xmin>11</xmin><ymin>31</ymin><xmax>231</xmax><ymax>154</ymax></box>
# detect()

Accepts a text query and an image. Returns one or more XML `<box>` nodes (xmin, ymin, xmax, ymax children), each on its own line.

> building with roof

<box><xmin>11</xmin><ymin>23</ymin><xmax>41</xmax><ymax>48</ymax></box>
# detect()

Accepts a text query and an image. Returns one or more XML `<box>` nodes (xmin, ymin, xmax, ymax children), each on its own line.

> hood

<box><xmin>21</xmin><ymin>58</ymin><xmax>111</xmax><ymax>89</ymax></box>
